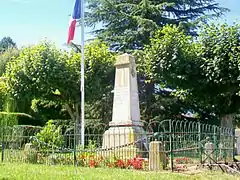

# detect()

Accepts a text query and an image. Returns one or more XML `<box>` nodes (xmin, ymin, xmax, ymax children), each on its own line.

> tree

<box><xmin>30</xmin><ymin>99</ymin><xmax>69</xmax><ymax>125</ymax></box>
<box><xmin>86</xmin><ymin>0</ymin><xmax>227</xmax><ymax>51</ymax></box>
<box><xmin>0</xmin><ymin>77</ymin><xmax>7</xmax><ymax>111</ymax></box>
<box><xmin>0</xmin><ymin>37</ymin><xmax>17</xmax><ymax>53</ymax></box>
<box><xmin>0</xmin><ymin>48</ymin><xmax>20</xmax><ymax>126</ymax></box>
<box><xmin>143</xmin><ymin>23</ymin><xmax>240</xmax><ymax>126</ymax></box>
<box><xmin>0</xmin><ymin>48</ymin><xmax>19</xmax><ymax>75</ymax></box>
<box><xmin>5</xmin><ymin>40</ymin><xmax>115</xmax><ymax>127</ymax></box>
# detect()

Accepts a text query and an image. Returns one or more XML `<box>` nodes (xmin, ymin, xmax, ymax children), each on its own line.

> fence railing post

<box><xmin>213</xmin><ymin>126</ymin><xmax>216</xmax><ymax>160</ymax></box>
<box><xmin>169</xmin><ymin>120</ymin><xmax>173</xmax><ymax>171</ymax></box>
<box><xmin>1</xmin><ymin>127</ymin><xmax>4</xmax><ymax>162</ymax></box>
<box><xmin>198</xmin><ymin>121</ymin><xmax>202</xmax><ymax>164</ymax></box>
<box><xmin>1</xmin><ymin>144</ymin><xmax>4</xmax><ymax>162</ymax></box>
<box><xmin>233</xmin><ymin>128</ymin><xmax>235</xmax><ymax>161</ymax></box>
<box><xmin>73</xmin><ymin>121</ymin><xmax>77</xmax><ymax>166</ymax></box>
<box><xmin>149</xmin><ymin>140</ymin><xmax>166</xmax><ymax>170</ymax></box>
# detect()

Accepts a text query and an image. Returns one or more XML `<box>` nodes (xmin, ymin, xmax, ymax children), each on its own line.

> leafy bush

<box><xmin>33</xmin><ymin>120</ymin><xmax>64</xmax><ymax>150</ymax></box>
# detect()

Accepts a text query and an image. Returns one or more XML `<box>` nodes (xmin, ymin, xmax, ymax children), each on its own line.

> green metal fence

<box><xmin>147</xmin><ymin>119</ymin><xmax>235</xmax><ymax>168</ymax></box>
<box><xmin>0</xmin><ymin>119</ymin><xmax>235</xmax><ymax>170</ymax></box>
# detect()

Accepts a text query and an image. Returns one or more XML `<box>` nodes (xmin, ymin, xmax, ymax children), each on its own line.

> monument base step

<box><xmin>102</xmin><ymin>126</ymin><xmax>146</xmax><ymax>148</ymax></box>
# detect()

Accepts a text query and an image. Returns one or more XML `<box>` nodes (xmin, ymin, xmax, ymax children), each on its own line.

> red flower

<box><xmin>115</xmin><ymin>159</ymin><xmax>126</xmax><ymax>168</ymax></box>
<box><xmin>132</xmin><ymin>159</ymin><xmax>143</xmax><ymax>169</ymax></box>
<box><xmin>127</xmin><ymin>159</ymin><xmax>133</xmax><ymax>166</ymax></box>
<box><xmin>127</xmin><ymin>157</ymin><xmax>144</xmax><ymax>170</ymax></box>
<box><xmin>89</xmin><ymin>159</ymin><xmax>98</xmax><ymax>168</ymax></box>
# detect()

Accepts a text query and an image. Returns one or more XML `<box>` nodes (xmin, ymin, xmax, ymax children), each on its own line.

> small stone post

<box><xmin>149</xmin><ymin>140</ymin><xmax>167</xmax><ymax>170</ymax></box>
<box><xmin>204</xmin><ymin>139</ymin><xmax>214</xmax><ymax>163</ymax></box>
<box><xmin>235</xmin><ymin>129</ymin><xmax>240</xmax><ymax>155</ymax></box>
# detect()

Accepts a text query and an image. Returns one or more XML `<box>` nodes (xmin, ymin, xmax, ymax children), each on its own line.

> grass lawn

<box><xmin>0</xmin><ymin>163</ymin><xmax>239</xmax><ymax>180</ymax></box>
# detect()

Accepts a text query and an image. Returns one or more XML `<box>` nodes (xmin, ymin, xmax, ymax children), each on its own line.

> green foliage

<box><xmin>0</xmin><ymin>78</ymin><xmax>7</xmax><ymax>111</ymax></box>
<box><xmin>0</xmin><ymin>97</ymin><xmax>18</xmax><ymax>126</ymax></box>
<box><xmin>0</xmin><ymin>36</ymin><xmax>16</xmax><ymax>53</ymax></box>
<box><xmin>197</xmin><ymin>23</ymin><xmax>240</xmax><ymax>114</ymax></box>
<box><xmin>84</xmin><ymin>40</ymin><xmax>115</xmax><ymax>103</ymax></box>
<box><xmin>144</xmin><ymin>23</ymin><xmax>240</xmax><ymax>120</ymax></box>
<box><xmin>33</xmin><ymin>120</ymin><xmax>64</xmax><ymax>149</ymax></box>
<box><xmin>77</xmin><ymin>139</ymin><xmax>97</xmax><ymax>151</ymax></box>
<box><xmin>5</xmin><ymin>42</ymin><xmax>77</xmax><ymax>102</ymax></box>
<box><xmin>142</xmin><ymin>24</ymin><xmax>199</xmax><ymax>89</ymax></box>
<box><xmin>0</xmin><ymin>48</ymin><xmax>19</xmax><ymax>75</ymax></box>
<box><xmin>134</xmin><ymin>25</ymin><xmax>197</xmax><ymax>121</ymax></box>
<box><xmin>31</xmin><ymin>99</ymin><xmax>67</xmax><ymax>125</ymax></box>
<box><xmin>5</xmin><ymin>40</ymin><xmax>115</xmax><ymax>124</ymax></box>
<box><xmin>86</xmin><ymin>0</ymin><xmax>227</xmax><ymax>51</ymax></box>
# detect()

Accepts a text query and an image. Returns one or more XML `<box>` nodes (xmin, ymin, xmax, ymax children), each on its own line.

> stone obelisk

<box><xmin>102</xmin><ymin>54</ymin><xmax>145</xmax><ymax>149</ymax></box>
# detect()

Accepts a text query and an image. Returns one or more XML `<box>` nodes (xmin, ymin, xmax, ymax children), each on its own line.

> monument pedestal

<box><xmin>102</xmin><ymin>126</ymin><xmax>145</xmax><ymax>148</ymax></box>
<box><xmin>102</xmin><ymin>54</ymin><xmax>146</xmax><ymax>155</ymax></box>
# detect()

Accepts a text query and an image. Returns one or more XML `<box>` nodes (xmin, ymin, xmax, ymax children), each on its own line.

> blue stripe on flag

<box><xmin>72</xmin><ymin>0</ymin><xmax>81</xmax><ymax>19</ymax></box>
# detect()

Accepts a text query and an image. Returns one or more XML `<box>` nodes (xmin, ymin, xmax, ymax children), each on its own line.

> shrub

<box><xmin>32</xmin><ymin>120</ymin><xmax>64</xmax><ymax>150</ymax></box>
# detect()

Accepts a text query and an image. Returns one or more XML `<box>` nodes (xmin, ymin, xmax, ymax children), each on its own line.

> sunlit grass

<box><xmin>0</xmin><ymin>163</ymin><xmax>239</xmax><ymax>180</ymax></box>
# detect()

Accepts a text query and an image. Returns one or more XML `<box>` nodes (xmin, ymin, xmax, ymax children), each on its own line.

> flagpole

<box><xmin>80</xmin><ymin>0</ymin><xmax>85</xmax><ymax>147</ymax></box>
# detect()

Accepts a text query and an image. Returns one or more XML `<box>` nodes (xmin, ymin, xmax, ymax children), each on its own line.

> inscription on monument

<box><xmin>112</xmin><ymin>87</ymin><xmax>130</xmax><ymax>122</ymax></box>
<box><xmin>115</xmin><ymin>68</ymin><xmax>129</xmax><ymax>87</ymax></box>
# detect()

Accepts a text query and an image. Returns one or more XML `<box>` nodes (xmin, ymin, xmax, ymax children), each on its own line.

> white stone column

<box><xmin>102</xmin><ymin>54</ymin><xmax>145</xmax><ymax>149</ymax></box>
<box><xmin>109</xmin><ymin>53</ymin><xmax>141</xmax><ymax>126</ymax></box>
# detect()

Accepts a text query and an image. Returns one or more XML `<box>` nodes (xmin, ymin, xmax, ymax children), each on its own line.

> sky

<box><xmin>0</xmin><ymin>0</ymin><xmax>239</xmax><ymax>49</ymax></box>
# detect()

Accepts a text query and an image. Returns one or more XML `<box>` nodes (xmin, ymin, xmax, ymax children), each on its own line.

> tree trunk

<box><xmin>64</xmin><ymin>104</ymin><xmax>75</xmax><ymax>121</ymax></box>
<box><xmin>64</xmin><ymin>103</ymin><xmax>81</xmax><ymax>146</ymax></box>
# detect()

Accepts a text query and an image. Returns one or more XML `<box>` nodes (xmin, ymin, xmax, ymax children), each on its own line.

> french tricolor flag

<box><xmin>67</xmin><ymin>0</ymin><xmax>81</xmax><ymax>44</ymax></box>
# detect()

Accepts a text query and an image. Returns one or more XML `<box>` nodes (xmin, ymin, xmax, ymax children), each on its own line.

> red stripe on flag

<box><xmin>67</xmin><ymin>20</ymin><xmax>77</xmax><ymax>44</ymax></box>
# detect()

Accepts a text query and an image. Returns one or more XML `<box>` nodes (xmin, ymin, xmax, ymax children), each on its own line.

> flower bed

<box><xmin>79</xmin><ymin>154</ymin><xmax>148</xmax><ymax>170</ymax></box>
<box><xmin>36</xmin><ymin>152</ymin><xmax>148</xmax><ymax>170</ymax></box>
<box><xmin>174</xmin><ymin>157</ymin><xmax>194</xmax><ymax>171</ymax></box>
<box><xmin>175</xmin><ymin>157</ymin><xmax>193</xmax><ymax>164</ymax></box>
